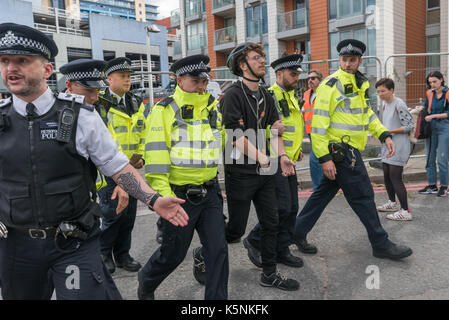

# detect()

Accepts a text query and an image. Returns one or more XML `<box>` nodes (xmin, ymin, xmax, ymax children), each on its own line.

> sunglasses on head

<box><xmin>307</xmin><ymin>76</ymin><xmax>319</xmax><ymax>81</ymax></box>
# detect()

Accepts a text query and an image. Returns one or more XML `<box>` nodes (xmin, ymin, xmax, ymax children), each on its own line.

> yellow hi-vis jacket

<box><xmin>268</xmin><ymin>82</ymin><xmax>304</xmax><ymax>162</ymax></box>
<box><xmin>144</xmin><ymin>86</ymin><xmax>222</xmax><ymax>197</ymax></box>
<box><xmin>95</xmin><ymin>88</ymin><xmax>147</xmax><ymax>190</ymax></box>
<box><xmin>311</xmin><ymin>68</ymin><xmax>389</xmax><ymax>162</ymax></box>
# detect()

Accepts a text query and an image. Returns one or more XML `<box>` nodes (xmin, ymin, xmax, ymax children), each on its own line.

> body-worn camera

<box><xmin>181</xmin><ymin>104</ymin><xmax>194</xmax><ymax>119</ymax></box>
<box><xmin>278</xmin><ymin>99</ymin><xmax>290</xmax><ymax>117</ymax></box>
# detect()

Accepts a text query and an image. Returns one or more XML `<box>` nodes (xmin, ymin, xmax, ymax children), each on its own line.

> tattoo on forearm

<box><xmin>116</xmin><ymin>172</ymin><xmax>154</xmax><ymax>204</ymax></box>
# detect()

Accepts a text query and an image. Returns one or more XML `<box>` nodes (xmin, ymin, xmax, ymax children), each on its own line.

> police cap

<box><xmin>170</xmin><ymin>54</ymin><xmax>210</xmax><ymax>78</ymax></box>
<box><xmin>0</xmin><ymin>22</ymin><xmax>58</xmax><ymax>60</ymax></box>
<box><xmin>60</xmin><ymin>58</ymin><xmax>109</xmax><ymax>89</ymax></box>
<box><xmin>270</xmin><ymin>54</ymin><xmax>303</xmax><ymax>72</ymax></box>
<box><xmin>337</xmin><ymin>39</ymin><xmax>366</xmax><ymax>57</ymax></box>
<box><xmin>105</xmin><ymin>57</ymin><xmax>133</xmax><ymax>76</ymax></box>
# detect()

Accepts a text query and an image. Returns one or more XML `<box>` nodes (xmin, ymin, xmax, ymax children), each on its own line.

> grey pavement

<box><xmin>112</xmin><ymin>144</ymin><xmax>449</xmax><ymax>300</ymax></box>
<box><xmin>4</xmin><ymin>142</ymin><xmax>448</xmax><ymax>301</ymax></box>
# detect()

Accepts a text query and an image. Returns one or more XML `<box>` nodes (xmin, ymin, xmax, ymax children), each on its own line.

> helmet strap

<box><xmin>242</xmin><ymin>59</ymin><xmax>264</xmax><ymax>83</ymax></box>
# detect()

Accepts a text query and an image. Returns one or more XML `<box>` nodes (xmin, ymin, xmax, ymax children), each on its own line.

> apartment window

<box><xmin>427</xmin><ymin>35</ymin><xmax>440</xmax><ymax>70</ymax></box>
<box><xmin>246</xmin><ymin>3</ymin><xmax>268</xmax><ymax>37</ymax></box>
<box><xmin>427</xmin><ymin>0</ymin><xmax>439</xmax><ymax>9</ymax></box>
<box><xmin>187</xmin><ymin>21</ymin><xmax>207</xmax><ymax>50</ymax></box>
<box><xmin>427</xmin><ymin>0</ymin><xmax>440</xmax><ymax>24</ymax></box>
<box><xmin>329</xmin><ymin>0</ymin><xmax>370</xmax><ymax>20</ymax></box>
<box><xmin>329</xmin><ymin>28</ymin><xmax>376</xmax><ymax>69</ymax></box>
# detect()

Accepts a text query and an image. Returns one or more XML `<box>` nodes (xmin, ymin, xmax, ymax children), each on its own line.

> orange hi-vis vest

<box><xmin>302</xmin><ymin>89</ymin><xmax>315</xmax><ymax>134</ymax></box>
<box><xmin>426</xmin><ymin>89</ymin><xmax>449</xmax><ymax>113</ymax></box>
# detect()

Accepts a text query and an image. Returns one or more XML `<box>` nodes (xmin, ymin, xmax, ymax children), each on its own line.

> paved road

<box><xmin>111</xmin><ymin>180</ymin><xmax>449</xmax><ymax>301</ymax></box>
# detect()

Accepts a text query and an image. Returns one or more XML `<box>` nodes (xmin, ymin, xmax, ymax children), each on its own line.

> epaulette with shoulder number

<box><xmin>0</xmin><ymin>97</ymin><xmax>12</xmax><ymax>108</ymax></box>
<box><xmin>326</xmin><ymin>77</ymin><xmax>338</xmax><ymax>87</ymax></box>
<box><xmin>157</xmin><ymin>96</ymin><xmax>174</xmax><ymax>107</ymax></box>
<box><xmin>57</xmin><ymin>92</ymin><xmax>85</xmax><ymax>104</ymax></box>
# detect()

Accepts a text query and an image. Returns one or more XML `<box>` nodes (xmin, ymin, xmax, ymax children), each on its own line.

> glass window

<box><xmin>367</xmin><ymin>0</ymin><xmax>376</xmax><ymax>6</ymax></box>
<box><xmin>262</xmin><ymin>3</ymin><xmax>268</xmax><ymax>34</ymax></box>
<box><xmin>353</xmin><ymin>28</ymin><xmax>364</xmax><ymax>42</ymax></box>
<box><xmin>338</xmin><ymin>0</ymin><xmax>351</xmax><ymax>18</ymax></box>
<box><xmin>428</xmin><ymin>0</ymin><xmax>439</xmax><ymax>9</ymax></box>
<box><xmin>367</xmin><ymin>28</ymin><xmax>376</xmax><ymax>57</ymax></box>
<box><xmin>329</xmin><ymin>0</ymin><xmax>337</xmax><ymax>19</ymax></box>
<box><xmin>427</xmin><ymin>35</ymin><xmax>440</xmax><ymax>69</ymax></box>
<box><xmin>353</xmin><ymin>0</ymin><xmax>362</xmax><ymax>15</ymax></box>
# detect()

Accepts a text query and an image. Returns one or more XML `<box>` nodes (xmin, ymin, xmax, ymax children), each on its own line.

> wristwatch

<box><xmin>148</xmin><ymin>193</ymin><xmax>162</xmax><ymax>211</ymax></box>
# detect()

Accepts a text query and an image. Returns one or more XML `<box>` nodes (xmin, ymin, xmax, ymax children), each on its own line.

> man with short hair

<box><xmin>138</xmin><ymin>54</ymin><xmax>228</xmax><ymax>300</ymax></box>
<box><xmin>0</xmin><ymin>22</ymin><xmax>188</xmax><ymax>300</ymax></box>
<box><xmin>302</xmin><ymin>69</ymin><xmax>324</xmax><ymax>193</ymax></box>
<box><xmin>291</xmin><ymin>39</ymin><xmax>413</xmax><ymax>261</ymax></box>
<box><xmin>96</xmin><ymin>57</ymin><xmax>147</xmax><ymax>274</ymax></box>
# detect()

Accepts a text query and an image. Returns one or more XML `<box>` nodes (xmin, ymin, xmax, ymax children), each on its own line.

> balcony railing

<box><xmin>214</xmin><ymin>26</ymin><xmax>236</xmax><ymax>46</ymax></box>
<box><xmin>171</xmin><ymin>9</ymin><xmax>180</xmax><ymax>27</ymax></box>
<box><xmin>187</xmin><ymin>34</ymin><xmax>207</xmax><ymax>51</ymax></box>
<box><xmin>34</xmin><ymin>23</ymin><xmax>90</xmax><ymax>37</ymax></box>
<box><xmin>277</xmin><ymin>8</ymin><xmax>307</xmax><ymax>33</ymax></box>
<box><xmin>185</xmin><ymin>0</ymin><xmax>204</xmax><ymax>19</ymax></box>
<box><xmin>213</xmin><ymin>0</ymin><xmax>235</xmax><ymax>10</ymax></box>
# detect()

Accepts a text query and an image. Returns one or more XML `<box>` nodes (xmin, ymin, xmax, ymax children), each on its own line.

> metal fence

<box><xmin>384</xmin><ymin>52</ymin><xmax>449</xmax><ymax>107</ymax></box>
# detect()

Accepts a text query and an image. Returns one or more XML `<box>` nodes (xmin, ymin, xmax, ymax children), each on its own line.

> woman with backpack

<box><xmin>418</xmin><ymin>71</ymin><xmax>449</xmax><ymax>197</ymax></box>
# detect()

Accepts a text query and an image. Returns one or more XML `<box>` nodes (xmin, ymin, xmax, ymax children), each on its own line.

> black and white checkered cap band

<box><xmin>106</xmin><ymin>63</ymin><xmax>132</xmax><ymax>76</ymax></box>
<box><xmin>175</xmin><ymin>61</ymin><xmax>209</xmax><ymax>76</ymax></box>
<box><xmin>0</xmin><ymin>31</ymin><xmax>51</xmax><ymax>59</ymax></box>
<box><xmin>65</xmin><ymin>69</ymin><xmax>105</xmax><ymax>81</ymax></box>
<box><xmin>274</xmin><ymin>61</ymin><xmax>302</xmax><ymax>72</ymax></box>
<box><xmin>339</xmin><ymin>43</ymin><xmax>363</xmax><ymax>55</ymax></box>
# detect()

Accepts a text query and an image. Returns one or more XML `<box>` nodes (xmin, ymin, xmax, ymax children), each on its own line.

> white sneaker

<box><xmin>377</xmin><ymin>200</ymin><xmax>399</xmax><ymax>212</ymax></box>
<box><xmin>386</xmin><ymin>209</ymin><xmax>412</xmax><ymax>221</ymax></box>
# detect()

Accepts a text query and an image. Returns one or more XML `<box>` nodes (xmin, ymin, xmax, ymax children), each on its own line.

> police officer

<box><xmin>138</xmin><ymin>55</ymin><xmax>228</xmax><ymax>300</ymax></box>
<box><xmin>302</xmin><ymin>69</ymin><xmax>324</xmax><ymax>193</ymax></box>
<box><xmin>243</xmin><ymin>54</ymin><xmax>305</xmax><ymax>269</ymax></box>
<box><xmin>0</xmin><ymin>23</ymin><xmax>188</xmax><ymax>300</ymax></box>
<box><xmin>291</xmin><ymin>39</ymin><xmax>413</xmax><ymax>260</ymax></box>
<box><xmin>60</xmin><ymin>58</ymin><xmax>129</xmax><ymax>220</ymax></box>
<box><xmin>96</xmin><ymin>57</ymin><xmax>147</xmax><ymax>274</ymax></box>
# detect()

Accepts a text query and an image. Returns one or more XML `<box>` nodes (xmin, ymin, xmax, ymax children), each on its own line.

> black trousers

<box><xmin>224</xmin><ymin>168</ymin><xmax>279</xmax><ymax>275</ymax></box>
<box><xmin>98</xmin><ymin>177</ymin><xmax>138</xmax><ymax>262</ymax></box>
<box><xmin>0</xmin><ymin>225</ymin><xmax>122</xmax><ymax>300</ymax></box>
<box><xmin>293</xmin><ymin>148</ymin><xmax>393</xmax><ymax>250</ymax></box>
<box><xmin>140</xmin><ymin>183</ymin><xmax>228</xmax><ymax>300</ymax></box>
<box><xmin>247</xmin><ymin>166</ymin><xmax>299</xmax><ymax>256</ymax></box>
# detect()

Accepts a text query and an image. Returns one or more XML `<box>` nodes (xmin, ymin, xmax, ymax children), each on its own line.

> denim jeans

<box><xmin>425</xmin><ymin>119</ymin><xmax>449</xmax><ymax>186</ymax></box>
<box><xmin>309</xmin><ymin>149</ymin><xmax>324</xmax><ymax>192</ymax></box>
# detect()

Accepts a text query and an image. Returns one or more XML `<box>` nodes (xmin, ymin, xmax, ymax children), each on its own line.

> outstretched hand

<box><xmin>153</xmin><ymin>197</ymin><xmax>189</xmax><ymax>227</ymax></box>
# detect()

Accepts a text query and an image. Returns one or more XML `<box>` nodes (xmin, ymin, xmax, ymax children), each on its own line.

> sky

<box><xmin>152</xmin><ymin>0</ymin><xmax>179</xmax><ymax>19</ymax></box>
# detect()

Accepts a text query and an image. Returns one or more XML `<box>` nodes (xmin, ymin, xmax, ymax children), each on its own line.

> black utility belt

<box><xmin>12</xmin><ymin>227</ymin><xmax>57</xmax><ymax>240</ymax></box>
<box><xmin>171</xmin><ymin>177</ymin><xmax>218</xmax><ymax>194</ymax></box>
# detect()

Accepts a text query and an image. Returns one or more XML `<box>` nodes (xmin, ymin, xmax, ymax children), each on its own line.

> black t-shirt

<box><xmin>221</xmin><ymin>80</ymin><xmax>279</xmax><ymax>174</ymax></box>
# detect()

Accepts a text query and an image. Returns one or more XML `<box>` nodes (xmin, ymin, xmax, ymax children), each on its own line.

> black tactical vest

<box><xmin>0</xmin><ymin>97</ymin><xmax>94</xmax><ymax>228</ymax></box>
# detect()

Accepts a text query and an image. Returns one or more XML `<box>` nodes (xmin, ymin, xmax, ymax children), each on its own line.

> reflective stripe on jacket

<box><xmin>311</xmin><ymin>68</ymin><xmax>388</xmax><ymax>161</ymax></box>
<box><xmin>144</xmin><ymin>86</ymin><xmax>222</xmax><ymax>197</ymax></box>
